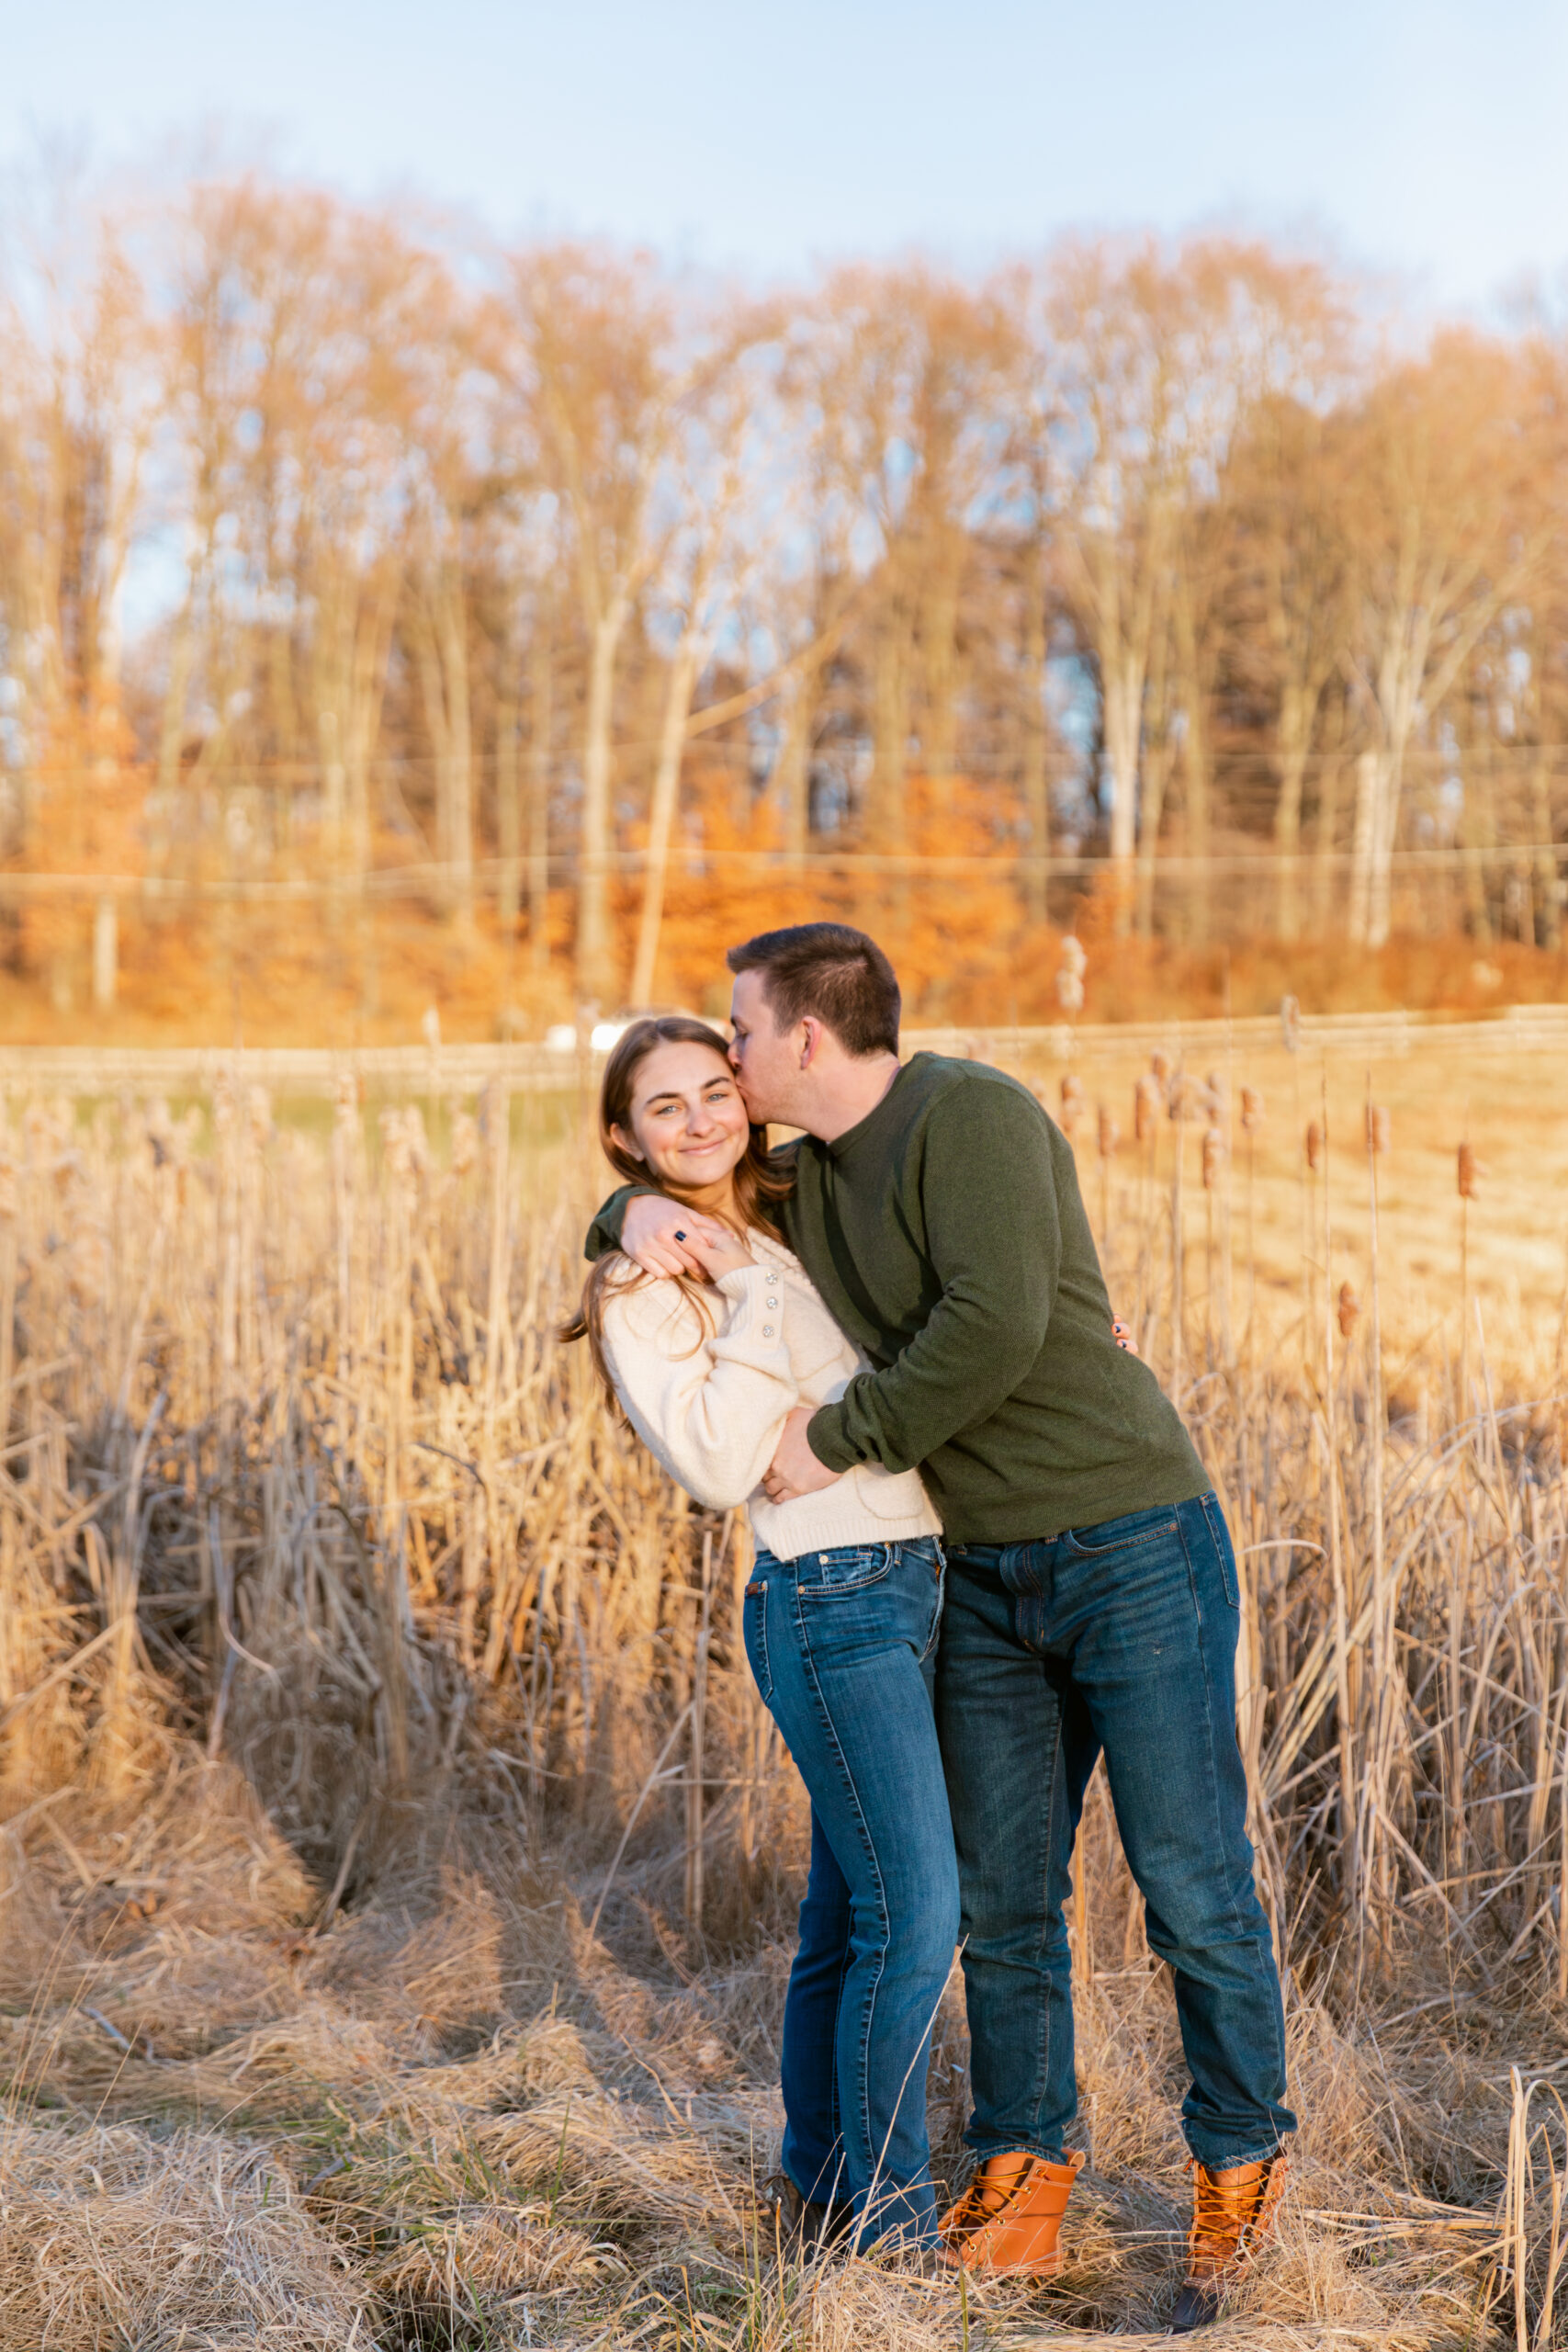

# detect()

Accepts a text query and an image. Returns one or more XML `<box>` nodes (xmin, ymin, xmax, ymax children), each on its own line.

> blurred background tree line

<box><xmin>2</xmin><ymin>165</ymin><xmax>1566</xmax><ymax>1038</ymax></box>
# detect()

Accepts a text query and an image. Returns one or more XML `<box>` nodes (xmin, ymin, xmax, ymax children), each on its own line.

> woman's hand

<box><xmin>681</xmin><ymin>1221</ymin><xmax>754</xmax><ymax>1280</ymax></box>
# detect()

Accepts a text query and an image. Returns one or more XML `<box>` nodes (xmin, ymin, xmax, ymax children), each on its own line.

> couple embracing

<box><xmin>567</xmin><ymin>922</ymin><xmax>1293</xmax><ymax>2332</ymax></box>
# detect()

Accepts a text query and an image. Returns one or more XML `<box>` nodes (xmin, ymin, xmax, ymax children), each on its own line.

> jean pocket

<box><xmin>795</xmin><ymin>1543</ymin><xmax>895</xmax><ymax>1598</ymax></box>
<box><xmin>1061</xmin><ymin>1503</ymin><xmax>1180</xmax><ymax>1559</ymax></box>
<box><xmin>1199</xmin><ymin>1495</ymin><xmax>1241</xmax><ymax>1610</ymax></box>
<box><xmin>743</xmin><ymin>1579</ymin><xmax>773</xmax><ymax>1701</ymax></box>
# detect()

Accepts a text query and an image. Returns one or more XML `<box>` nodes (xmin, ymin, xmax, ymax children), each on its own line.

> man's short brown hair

<box><xmin>726</xmin><ymin>922</ymin><xmax>900</xmax><ymax>1057</ymax></box>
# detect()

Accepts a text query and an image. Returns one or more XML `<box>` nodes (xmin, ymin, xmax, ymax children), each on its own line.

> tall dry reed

<box><xmin>0</xmin><ymin>1048</ymin><xmax>1562</xmax><ymax>2346</ymax></box>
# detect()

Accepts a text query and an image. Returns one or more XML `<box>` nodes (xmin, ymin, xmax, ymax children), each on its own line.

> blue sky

<box><xmin>7</xmin><ymin>0</ymin><xmax>1567</xmax><ymax>310</ymax></box>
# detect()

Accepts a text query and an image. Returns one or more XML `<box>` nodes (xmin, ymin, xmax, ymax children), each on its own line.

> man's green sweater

<box><xmin>584</xmin><ymin>1052</ymin><xmax>1207</xmax><ymax>1544</ymax></box>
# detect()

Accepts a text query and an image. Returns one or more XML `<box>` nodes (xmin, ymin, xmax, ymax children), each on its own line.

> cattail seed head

<box><xmin>449</xmin><ymin>1112</ymin><xmax>479</xmax><ymax>1178</ymax></box>
<box><xmin>1168</xmin><ymin>1072</ymin><xmax>1199</xmax><ymax>1122</ymax></box>
<box><xmin>1337</xmin><ymin>1280</ymin><xmax>1360</xmax><ymax>1338</ymax></box>
<box><xmin>1204</xmin><ymin>1072</ymin><xmax>1228</xmax><ymax>1125</ymax></box>
<box><xmin>1240</xmin><ymin>1085</ymin><xmax>1264</xmax><ymax>1134</ymax></box>
<box><xmin>1097</xmin><ymin>1107</ymin><xmax>1120</xmax><ymax>1159</ymax></box>
<box><xmin>1366</xmin><ymin>1103</ymin><xmax>1391</xmax><ymax>1157</ymax></box>
<box><xmin>1134</xmin><ymin>1074</ymin><xmax>1159</xmax><ymax>1142</ymax></box>
<box><xmin>1055</xmin><ymin>935</ymin><xmax>1087</xmax><ymax>1016</ymax></box>
<box><xmin>1201</xmin><ymin>1126</ymin><xmax>1225</xmax><ymax>1190</ymax></box>
<box><xmin>1458</xmin><ymin>1141</ymin><xmax>1479</xmax><ymax>1199</ymax></box>
<box><xmin>1280</xmin><ymin>994</ymin><xmax>1302</xmax><ymax>1054</ymax></box>
<box><xmin>1305</xmin><ymin>1120</ymin><xmax>1324</xmax><ymax>1171</ymax></box>
<box><xmin>1059</xmin><ymin>1073</ymin><xmax>1086</xmax><ymax>1136</ymax></box>
<box><xmin>1150</xmin><ymin>1050</ymin><xmax>1171</xmax><ymax>1089</ymax></box>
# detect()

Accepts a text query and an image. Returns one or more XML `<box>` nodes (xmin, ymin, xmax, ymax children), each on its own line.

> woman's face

<box><xmin>614</xmin><ymin>1042</ymin><xmax>751</xmax><ymax>1193</ymax></box>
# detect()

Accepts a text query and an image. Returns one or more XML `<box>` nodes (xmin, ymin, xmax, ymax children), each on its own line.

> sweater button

<box><xmin>762</xmin><ymin>1324</ymin><xmax>776</xmax><ymax>1338</ymax></box>
<box><xmin>765</xmin><ymin>1296</ymin><xmax>779</xmax><ymax>1309</ymax></box>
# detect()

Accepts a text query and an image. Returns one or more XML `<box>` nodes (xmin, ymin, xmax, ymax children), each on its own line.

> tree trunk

<box><xmin>1531</xmin><ymin>750</ymin><xmax>1560</xmax><ymax>948</ymax></box>
<box><xmin>1368</xmin><ymin>745</ymin><xmax>1404</xmax><ymax>949</ymax></box>
<box><xmin>871</xmin><ymin>583</ymin><xmax>911</xmax><ymax>933</ymax></box>
<box><xmin>577</xmin><ymin>601</ymin><xmax>626</xmax><ymax>1006</ymax></box>
<box><xmin>412</xmin><ymin>565</ymin><xmax>475</xmax><ymax>932</ymax></box>
<box><xmin>347</xmin><ymin>563</ymin><xmax>400</xmax><ymax>886</ymax></box>
<box><xmin>1172</xmin><ymin>572</ymin><xmax>1211</xmax><ymax>944</ymax></box>
<box><xmin>1101</xmin><ymin>638</ymin><xmax>1145</xmax><ymax>935</ymax></box>
<box><xmin>1348</xmin><ymin>749</ymin><xmax>1380</xmax><ymax>945</ymax></box>
<box><xmin>630</xmin><ymin>634</ymin><xmax>703</xmax><ymax>1008</ymax></box>
<box><xmin>872</xmin><ymin>591</ymin><xmax>910</xmax><ymax>847</ymax></box>
<box><xmin>528</xmin><ymin>600</ymin><xmax>553</xmax><ymax>974</ymax></box>
<box><xmin>921</xmin><ymin>541</ymin><xmax>961</xmax><ymax>783</ymax></box>
<box><xmin>1272</xmin><ymin>683</ymin><xmax>1310</xmax><ymax>942</ymax></box>
<box><xmin>1134</xmin><ymin>600</ymin><xmax>1171</xmax><ymax>941</ymax></box>
<box><xmin>436</xmin><ymin>571</ymin><xmax>474</xmax><ymax>930</ymax></box>
<box><xmin>92</xmin><ymin>895</ymin><xmax>118</xmax><ymax>1012</ymax></box>
<box><xmin>1021</xmin><ymin>556</ymin><xmax>1049</xmax><ymax>924</ymax></box>
<box><xmin>496</xmin><ymin>697</ymin><xmax>521</xmax><ymax>933</ymax></box>
<box><xmin>154</xmin><ymin>602</ymin><xmax>197</xmax><ymax>864</ymax></box>
<box><xmin>774</xmin><ymin>662</ymin><xmax>816</xmax><ymax>876</ymax></box>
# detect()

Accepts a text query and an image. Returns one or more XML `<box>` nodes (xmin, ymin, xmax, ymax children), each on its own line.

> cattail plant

<box><xmin>1055</xmin><ymin>933</ymin><xmax>1087</xmax><ymax>1014</ymax></box>
<box><xmin>1131</xmin><ymin>1071</ymin><xmax>1162</xmax><ymax>1342</ymax></box>
<box><xmin>1096</xmin><ymin>1105</ymin><xmax>1120</xmax><ymax>1241</ymax></box>
<box><xmin>1362</xmin><ymin>1091</ymin><xmax>1392</xmax><ymax>1913</ymax></box>
<box><xmin>1458</xmin><ymin>1135</ymin><xmax>1480</xmax><ymax>1422</ymax></box>
<box><xmin>1201</xmin><ymin>1122</ymin><xmax>1226</xmax><ymax>1359</ymax></box>
<box><xmin>1240</xmin><ymin>1084</ymin><xmax>1264</xmax><ymax>1377</ymax></box>
<box><xmin>1205</xmin><ymin>1071</ymin><xmax>1234</xmax><ymax>1362</ymax></box>
<box><xmin>1167</xmin><ymin>1069</ymin><xmax>1202</xmax><ymax>1401</ymax></box>
<box><xmin>1305</xmin><ymin>1115</ymin><xmax>1325</xmax><ymax>1372</ymax></box>
<box><xmin>1059</xmin><ymin>1070</ymin><xmax>1086</xmax><ymax>1139</ymax></box>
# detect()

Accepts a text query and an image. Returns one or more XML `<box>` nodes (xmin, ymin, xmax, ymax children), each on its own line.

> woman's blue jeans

<box><xmin>743</xmin><ymin>1535</ymin><xmax>958</xmax><ymax>2245</ymax></box>
<box><xmin>939</xmin><ymin>1493</ymin><xmax>1295</xmax><ymax>2171</ymax></box>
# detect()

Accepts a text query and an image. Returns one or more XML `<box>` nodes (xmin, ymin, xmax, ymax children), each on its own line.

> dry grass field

<box><xmin>0</xmin><ymin>1017</ymin><xmax>1565</xmax><ymax>2349</ymax></box>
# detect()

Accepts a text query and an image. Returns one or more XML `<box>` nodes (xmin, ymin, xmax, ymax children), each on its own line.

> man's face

<box><xmin>728</xmin><ymin>967</ymin><xmax>797</xmax><ymax>1125</ymax></box>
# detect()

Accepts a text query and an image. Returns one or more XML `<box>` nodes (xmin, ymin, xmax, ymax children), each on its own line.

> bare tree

<box><xmin>1344</xmin><ymin>334</ymin><xmax>1547</xmax><ymax>947</ymax></box>
<box><xmin>500</xmin><ymin>250</ymin><xmax>762</xmax><ymax>1004</ymax></box>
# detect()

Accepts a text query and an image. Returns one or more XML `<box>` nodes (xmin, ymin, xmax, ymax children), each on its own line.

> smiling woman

<box><xmin>557</xmin><ymin>1015</ymin><xmax>792</xmax><ymax>1395</ymax></box>
<box><xmin>613</xmin><ymin>1037</ymin><xmax>753</xmax><ymax>1203</ymax></box>
<box><xmin>557</xmin><ymin>1006</ymin><xmax>950</xmax><ymax>2255</ymax></box>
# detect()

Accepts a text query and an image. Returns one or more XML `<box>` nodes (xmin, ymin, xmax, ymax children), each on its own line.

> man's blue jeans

<box><xmin>743</xmin><ymin>1535</ymin><xmax>957</xmax><ymax>2245</ymax></box>
<box><xmin>940</xmin><ymin>1493</ymin><xmax>1294</xmax><ymax>2171</ymax></box>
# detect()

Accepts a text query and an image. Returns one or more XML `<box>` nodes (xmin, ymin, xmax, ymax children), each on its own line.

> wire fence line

<box><xmin>3</xmin><ymin>842</ymin><xmax>1566</xmax><ymax>899</ymax></box>
<box><xmin>5</xmin><ymin>1002</ymin><xmax>1566</xmax><ymax>1101</ymax></box>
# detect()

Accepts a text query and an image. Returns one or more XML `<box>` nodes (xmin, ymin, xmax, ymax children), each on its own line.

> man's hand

<box><xmin>621</xmin><ymin>1194</ymin><xmax>731</xmax><ymax>1279</ymax></box>
<box><xmin>762</xmin><ymin>1406</ymin><xmax>844</xmax><ymax>1504</ymax></box>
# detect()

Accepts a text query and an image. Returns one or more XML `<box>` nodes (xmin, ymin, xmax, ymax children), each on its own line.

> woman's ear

<box><xmin>609</xmin><ymin>1124</ymin><xmax>646</xmax><ymax>1163</ymax></box>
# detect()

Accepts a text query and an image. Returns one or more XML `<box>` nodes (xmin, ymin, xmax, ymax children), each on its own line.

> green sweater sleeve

<box><xmin>583</xmin><ymin>1184</ymin><xmax>656</xmax><ymax>1261</ymax></box>
<box><xmin>584</xmin><ymin>1136</ymin><xmax>801</xmax><ymax>1263</ymax></box>
<box><xmin>807</xmin><ymin>1081</ymin><xmax>1061</xmax><ymax>1475</ymax></box>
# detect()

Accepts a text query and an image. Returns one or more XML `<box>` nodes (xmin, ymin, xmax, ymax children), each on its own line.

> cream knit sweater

<box><xmin>599</xmin><ymin>1238</ymin><xmax>940</xmax><ymax>1563</ymax></box>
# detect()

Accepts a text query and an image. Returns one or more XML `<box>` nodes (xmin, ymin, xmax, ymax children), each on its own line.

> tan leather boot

<box><xmin>939</xmin><ymin>2147</ymin><xmax>1085</xmax><ymax>2277</ymax></box>
<box><xmin>1169</xmin><ymin>2153</ymin><xmax>1290</xmax><ymax>2332</ymax></box>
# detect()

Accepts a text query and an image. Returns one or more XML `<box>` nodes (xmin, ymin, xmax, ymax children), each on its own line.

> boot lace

<box><xmin>1188</xmin><ymin>2154</ymin><xmax>1289</xmax><ymax>2281</ymax></box>
<box><xmin>945</xmin><ymin>2156</ymin><xmax>1032</xmax><ymax>2234</ymax></box>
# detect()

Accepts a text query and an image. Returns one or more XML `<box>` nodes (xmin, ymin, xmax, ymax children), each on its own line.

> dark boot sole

<box><xmin>1168</xmin><ymin>2281</ymin><xmax>1221</xmax><ymax>2332</ymax></box>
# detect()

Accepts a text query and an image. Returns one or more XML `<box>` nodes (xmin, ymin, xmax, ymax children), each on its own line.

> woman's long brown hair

<box><xmin>559</xmin><ymin>1016</ymin><xmax>793</xmax><ymax>1400</ymax></box>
